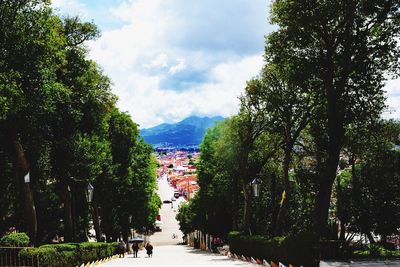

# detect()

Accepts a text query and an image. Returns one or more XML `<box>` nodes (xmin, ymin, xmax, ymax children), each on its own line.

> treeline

<box><xmin>0</xmin><ymin>1</ymin><xmax>160</xmax><ymax>245</ymax></box>
<box><xmin>178</xmin><ymin>0</ymin><xmax>400</xmax><ymax>242</ymax></box>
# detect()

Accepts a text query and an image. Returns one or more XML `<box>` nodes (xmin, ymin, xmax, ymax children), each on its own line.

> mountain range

<box><xmin>140</xmin><ymin>115</ymin><xmax>224</xmax><ymax>147</ymax></box>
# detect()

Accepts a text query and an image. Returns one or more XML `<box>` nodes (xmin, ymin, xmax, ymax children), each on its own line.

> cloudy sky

<box><xmin>52</xmin><ymin>0</ymin><xmax>399</xmax><ymax>129</ymax></box>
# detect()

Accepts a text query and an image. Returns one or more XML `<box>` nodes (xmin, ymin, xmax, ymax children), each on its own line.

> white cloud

<box><xmin>169</xmin><ymin>59</ymin><xmax>186</xmax><ymax>75</ymax></box>
<box><xmin>53</xmin><ymin>0</ymin><xmax>400</xmax><ymax>128</ymax></box>
<box><xmin>85</xmin><ymin>0</ymin><xmax>270</xmax><ymax>128</ymax></box>
<box><xmin>144</xmin><ymin>54</ymin><xmax>169</xmax><ymax>69</ymax></box>
<box><xmin>116</xmin><ymin>55</ymin><xmax>263</xmax><ymax>128</ymax></box>
<box><xmin>383</xmin><ymin>78</ymin><xmax>400</xmax><ymax>120</ymax></box>
<box><xmin>385</xmin><ymin>79</ymin><xmax>400</xmax><ymax>96</ymax></box>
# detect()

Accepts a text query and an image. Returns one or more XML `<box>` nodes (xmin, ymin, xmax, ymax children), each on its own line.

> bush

<box><xmin>39</xmin><ymin>243</ymin><xmax>78</xmax><ymax>252</ymax></box>
<box><xmin>78</xmin><ymin>242</ymin><xmax>119</xmax><ymax>263</ymax></box>
<box><xmin>19</xmin><ymin>242</ymin><xmax>119</xmax><ymax>267</ymax></box>
<box><xmin>0</xmin><ymin>232</ymin><xmax>30</xmax><ymax>247</ymax></box>
<box><xmin>228</xmin><ymin>231</ymin><xmax>318</xmax><ymax>267</ymax></box>
<box><xmin>353</xmin><ymin>244</ymin><xmax>400</xmax><ymax>259</ymax></box>
<box><xmin>19</xmin><ymin>247</ymin><xmax>60</xmax><ymax>266</ymax></box>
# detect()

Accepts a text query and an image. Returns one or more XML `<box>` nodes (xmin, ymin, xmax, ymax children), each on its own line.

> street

<box><xmin>100</xmin><ymin>245</ymin><xmax>255</xmax><ymax>267</ymax></box>
<box><xmin>100</xmin><ymin>176</ymin><xmax>255</xmax><ymax>267</ymax></box>
<box><xmin>149</xmin><ymin>175</ymin><xmax>184</xmax><ymax>246</ymax></box>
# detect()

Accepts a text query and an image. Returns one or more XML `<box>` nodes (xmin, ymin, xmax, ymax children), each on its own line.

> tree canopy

<box><xmin>0</xmin><ymin>0</ymin><xmax>159</xmax><ymax>245</ymax></box>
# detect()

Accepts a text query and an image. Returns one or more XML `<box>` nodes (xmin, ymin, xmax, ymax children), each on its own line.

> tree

<box><xmin>245</xmin><ymin>65</ymin><xmax>314</xmax><ymax>235</ymax></box>
<box><xmin>0</xmin><ymin>1</ymin><xmax>157</xmax><ymax>245</ymax></box>
<box><xmin>0</xmin><ymin>1</ymin><xmax>68</xmax><ymax>243</ymax></box>
<box><xmin>337</xmin><ymin>120</ymin><xmax>400</xmax><ymax>242</ymax></box>
<box><xmin>267</xmin><ymin>0</ymin><xmax>400</xmax><ymax>235</ymax></box>
<box><xmin>176</xmin><ymin>201</ymin><xmax>196</xmax><ymax>235</ymax></box>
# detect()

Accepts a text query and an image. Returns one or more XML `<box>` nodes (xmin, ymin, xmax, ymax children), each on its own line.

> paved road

<box><xmin>101</xmin><ymin>177</ymin><xmax>255</xmax><ymax>266</ymax></box>
<box><xmin>101</xmin><ymin>245</ymin><xmax>255</xmax><ymax>267</ymax></box>
<box><xmin>149</xmin><ymin>176</ymin><xmax>185</xmax><ymax>246</ymax></box>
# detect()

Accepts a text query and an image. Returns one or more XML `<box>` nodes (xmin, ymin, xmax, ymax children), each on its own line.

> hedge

<box><xmin>228</xmin><ymin>231</ymin><xmax>319</xmax><ymax>267</ymax></box>
<box><xmin>353</xmin><ymin>244</ymin><xmax>400</xmax><ymax>258</ymax></box>
<box><xmin>0</xmin><ymin>232</ymin><xmax>30</xmax><ymax>247</ymax></box>
<box><xmin>19</xmin><ymin>242</ymin><xmax>119</xmax><ymax>267</ymax></box>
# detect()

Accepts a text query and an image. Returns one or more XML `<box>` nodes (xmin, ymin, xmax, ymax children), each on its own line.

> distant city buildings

<box><xmin>156</xmin><ymin>150</ymin><xmax>200</xmax><ymax>199</ymax></box>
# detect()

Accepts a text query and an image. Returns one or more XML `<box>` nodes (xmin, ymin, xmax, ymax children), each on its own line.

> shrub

<box><xmin>39</xmin><ymin>243</ymin><xmax>78</xmax><ymax>252</ymax></box>
<box><xmin>19</xmin><ymin>242</ymin><xmax>119</xmax><ymax>267</ymax></box>
<box><xmin>353</xmin><ymin>244</ymin><xmax>400</xmax><ymax>259</ymax></box>
<box><xmin>0</xmin><ymin>232</ymin><xmax>30</xmax><ymax>247</ymax></box>
<box><xmin>228</xmin><ymin>231</ymin><xmax>318</xmax><ymax>267</ymax></box>
<box><xmin>19</xmin><ymin>247</ymin><xmax>59</xmax><ymax>266</ymax></box>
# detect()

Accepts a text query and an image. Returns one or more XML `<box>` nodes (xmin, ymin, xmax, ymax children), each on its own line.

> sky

<box><xmin>52</xmin><ymin>0</ymin><xmax>399</xmax><ymax>129</ymax></box>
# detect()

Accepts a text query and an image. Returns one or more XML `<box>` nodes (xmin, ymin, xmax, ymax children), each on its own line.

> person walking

<box><xmin>132</xmin><ymin>242</ymin><xmax>139</xmax><ymax>258</ymax></box>
<box><xmin>118</xmin><ymin>239</ymin><xmax>126</xmax><ymax>258</ymax></box>
<box><xmin>145</xmin><ymin>242</ymin><xmax>153</xmax><ymax>257</ymax></box>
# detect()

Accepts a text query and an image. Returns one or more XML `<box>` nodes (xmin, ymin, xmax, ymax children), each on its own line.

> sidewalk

<box><xmin>101</xmin><ymin>245</ymin><xmax>255</xmax><ymax>267</ymax></box>
<box><xmin>320</xmin><ymin>260</ymin><xmax>400</xmax><ymax>266</ymax></box>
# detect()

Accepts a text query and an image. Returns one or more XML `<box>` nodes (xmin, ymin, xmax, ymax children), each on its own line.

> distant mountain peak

<box><xmin>140</xmin><ymin>115</ymin><xmax>224</xmax><ymax>147</ymax></box>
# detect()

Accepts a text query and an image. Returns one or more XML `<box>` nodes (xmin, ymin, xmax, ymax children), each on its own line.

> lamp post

<box><xmin>86</xmin><ymin>183</ymin><xmax>94</xmax><ymax>203</ymax></box>
<box><xmin>85</xmin><ymin>183</ymin><xmax>94</xmax><ymax>241</ymax></box>
<box><xmin>251</xmin><ymin>177</ymin><xmax>261</xmax><ymax>198</ymax></box>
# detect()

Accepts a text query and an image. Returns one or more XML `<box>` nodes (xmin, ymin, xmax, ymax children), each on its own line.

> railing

<box><xmin>0</xmin><ymin>247</ymin><xmax>37</xmax><ymax>267</ymax></box>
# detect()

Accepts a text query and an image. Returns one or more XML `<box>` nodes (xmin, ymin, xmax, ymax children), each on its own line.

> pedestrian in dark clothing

<box><xmin>132</xmin><ymin>243</ymin><xmax>139</xmax><ymax>258</ymax></box>
<box><xmin>118</xmin><ymin>240</ymin><xmax>126</xmax><ymax>258</ymax></box>
<box><xmin>145</xmin><ymin>243</ymin><xmax>153</xmax><ymax>257</ymax></box>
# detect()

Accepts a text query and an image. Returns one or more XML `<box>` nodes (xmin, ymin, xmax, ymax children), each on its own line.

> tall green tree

<box><xmin>0</xmin><ymin>1</ymin><xmax>67</xmax><ymax>243</ymax></box>
<box><xmin>0</xmin><ymin>1</ymin><xmax>158</xmax><ymax>246</ymax></box>
<box><xmin>267</xmin><ymin>0</ymin><xmax>400</xmax><ymax>235</ymax></box>
<box><xmin>245</xmin><ymin>66</ymin><xmax>314</xmax><ymax>235</ymax></box>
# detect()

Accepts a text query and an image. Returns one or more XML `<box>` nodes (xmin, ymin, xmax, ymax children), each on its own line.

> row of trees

<box><xmin>0</xmin><ymin>1</ymin><xmax>160</xmax><ymax>245</ymax></box>
<box><xmin>178</xmin><ymin>0</ymin><xmax>400</xmax><ymax>242</ymax></box>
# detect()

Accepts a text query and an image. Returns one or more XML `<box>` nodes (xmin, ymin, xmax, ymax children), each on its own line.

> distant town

<box><xmin>156</xmin><ymin>150</ymin><xmax>200</xmax><ymax>200</ymax></box>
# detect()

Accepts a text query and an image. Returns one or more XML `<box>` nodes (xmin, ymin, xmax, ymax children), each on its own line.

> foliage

<box><xmin>19</xmin><ymin>242</ymin><xmax>118</xmax><ymax>267</ymax></box>
<box><xmin>0</xmin><ymin>1</ymin><xmax>159</xmax><ymax>245</ymax></box>
<box><xmin>353</xmin><ymin>244</ymin><xmax>400</xmax><ymax>258</ymax></box>
<box><xmin>0</xmin><ymin>232</ymin><xmax>30</xmax><ymax>247</ymax></box>
<box><xmin>335</xmin><ymin>120</ymin><xmax>400</xmax><ymax>240</ymax></box>
<box><xmin>19</xmin><ymin>247</ymin><xmax>59</xmax><ymax>266</ymax></box>
<box><xmin>267</xmin><ymin>0</ymin><xmax>400</xmax><ymax>235</ymax></box>
<box><xmin>176</xmin><ymin>202</ymin><xmax>195</xmax><ymax>235</ymax></box>
<box><xmin>190</xmin><ymin>1</ymin><xmax>400</xmax><ymax>261</ymax></box>
<box><xmin>228</xmin><ymin>231</ymin><xmax>319</xmax><ymax>267</ymax></box>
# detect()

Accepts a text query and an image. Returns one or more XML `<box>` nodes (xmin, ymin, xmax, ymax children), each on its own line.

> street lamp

<box><xmin>251</xmin><ymin>177</ymin><xmax>261</xmax><ymax>198</ymax></box>
<box><xmin>86</xmin><ymin>183</ymin><xmax>94</xmax><ymax>203</ymax></box>
<box><xmin>24</xmin><ymin>172</ymin><xmax>30</xmax><ymax>183</ymax></box>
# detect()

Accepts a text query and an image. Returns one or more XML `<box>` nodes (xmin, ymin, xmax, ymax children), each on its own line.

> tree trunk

<box><xmin>314</xmin><ymin>127</ymin><xmax>343</xmax><ymax>236</ymax></box>
<box><xmin>12</xmin><ymin>139</ymin><xmax>37</xmax><ymax>244</ymax></box>
<box><xmin>339</xmin><ymin>220</ymin><xmax>346</xmax><ymax>241</ymax></box>
<box><xmin>123</xmin><ymin>231</ymin><xmax>129</xmax><ymax>253</ymax></box>
<box><xmin>366</xmin><ymin>231</ymin><xmax>375</xmax><ymax>244</ymax></box>
<box><xmin>91</xmin><ymin>198</ymin><xmax>102</xmax><ymax>241</ymax></box>
<box><xmin>314</xmin><ymin>145</ymin><xmax>341</xmax><ymax>237</ymax></box>
<box><xmin>242</xmin><ymin>183</ymin><xmax>252</xmax><ymax>234</ymax></box>
<box><xmin>274</xmin><ymin>147</ymin><xmax>291</xmax><ymax>236</ymax></box>
<box><xmin>63</xmin><ymin>183</ymin><xmax>73</xmax><ymax>242</ymax></box>
<box><xmin>232</xmin><ymin>174</ymin><xmax>239</xmax><ymax>230</ymax></box>
<box><xmin>313</xmin><ymin>51</ymin><xmax>344</xmax><ymax>236</ymax></box>
<box><xmin>270</xmin><ymin>172</ymin><xmax>278</xmax><ymax>234</ymax></box>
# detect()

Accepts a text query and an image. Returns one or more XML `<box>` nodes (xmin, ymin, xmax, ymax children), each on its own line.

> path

<box><xmin>149</xmin><ymin>175</ymin><xmax>184</xmax><ymax>246</ymax></box>
<box><xmin>101</xmin><ymin>176</ymin><xmax>255</xmax><ymax>266</ymax></box>
<box><xmin>101</xmin><ymin>245</ymin><xmax>254</xmax><ymax>267</ymax></box>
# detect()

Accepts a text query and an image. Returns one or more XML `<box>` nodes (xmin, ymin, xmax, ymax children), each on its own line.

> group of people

<box><xmin>118</xmin><ymin>240</ymin><xmax>154</xmax><ymax>258</ymax></box>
